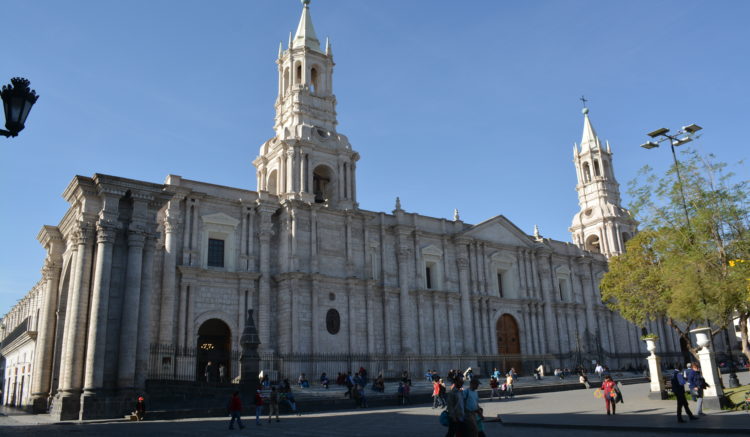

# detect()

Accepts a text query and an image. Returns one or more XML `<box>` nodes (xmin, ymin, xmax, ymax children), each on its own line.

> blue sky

<box><xmin>1</xmin><ymin>0</ymin><xmax>748</xmax><ymax>313</ymax></box>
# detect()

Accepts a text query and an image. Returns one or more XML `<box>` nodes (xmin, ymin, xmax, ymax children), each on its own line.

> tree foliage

<box><xmin>600</xmin><ymin>150</ymin><xmax>750</xmax><ymax>360</ymax></box>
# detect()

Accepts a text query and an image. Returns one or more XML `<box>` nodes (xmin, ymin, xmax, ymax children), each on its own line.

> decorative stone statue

<box><xmin>239</xmin><ymin>309</ymin><xmax>261</xmax><ymax>389</ymax></box>
<box><xmin>453</xmin><ymin>208</ymin><xmax>460</xmax><ymax>221</ymax></box>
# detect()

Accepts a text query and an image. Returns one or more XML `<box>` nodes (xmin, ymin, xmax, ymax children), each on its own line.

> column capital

<box><xmin>127</xmin><ymin>230</ymin><xmax>147</xmax><ymax>247</ymax></box>
<box><xmin>164</xmin><ymin>216</ymin><xmax>182</xmax><ymax>234</ymax></box>
<box><xmin>41</xmin><ymin>259</ymin><xmax>62</xmax><ymax>280</ymax></box>
<box><xmin>72</xmin><ymin>221</ymin><xmax>96</xmax><ymax>246</ymax></box>
<box><xmin>456</xmin><ymin>257</ymin><xmax>469</xmax><ymax>270</ymax></box>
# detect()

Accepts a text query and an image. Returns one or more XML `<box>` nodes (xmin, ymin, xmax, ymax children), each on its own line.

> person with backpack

<box><xmin>444</xmin><ymin>377</ymin><xmax>466</xmax><ymax>437</ymax></box>
<box><xmin>227</xmin><ymin>391</ymin><xmax>245</xmax><ymax>430</ymax></box>
<box><xmin>671</xmin><ymin>365</ymin><xmax>699</xmax><ymax>423</ymax></box>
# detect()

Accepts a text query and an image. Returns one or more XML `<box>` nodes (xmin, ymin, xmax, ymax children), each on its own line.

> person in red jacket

<box><xmin>254</xmin><ymin>389</ymin><xmax>264</xmax><ymax>425</ymax></box>
<box><xmin>227</xmin><ymin>391</ymin><xmax>244</xmax><ymax>430</ymax></box>
<box><xmin>601</xmin><ymin>375</ymin><xmax>617</xmax><ymax>415</ymax></box>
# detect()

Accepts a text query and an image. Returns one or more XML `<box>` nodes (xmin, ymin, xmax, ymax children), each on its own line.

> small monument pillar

<box><xmin>644</xmin><ymin>336</ymin><xmax>666</xmax><ymax>399</ymax></box>
<box><xmin>239</xmin><ymin>309</ymin><xmax>261</xmax><ymax>391</ymax></box>
<box><xmin>691</xmin><ymin>327</ymin><xmax>727</xmax><ymax>410</ymax></box>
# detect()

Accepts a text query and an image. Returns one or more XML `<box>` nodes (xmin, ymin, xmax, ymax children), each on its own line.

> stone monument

<box><xmin>239</xmin><ymin>309</ymin><xmax>261</xmax><ymax>391</ymax></box>
<box><xmin>644</xmin><ymin>336</ymin><xmax>667</xmax><ymax>399</ymax></box>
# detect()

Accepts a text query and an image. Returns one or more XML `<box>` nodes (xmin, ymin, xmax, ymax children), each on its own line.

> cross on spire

<box><xmin>580</xmin><ymin>95</ymin><xmax>588</xmax><ymax>108</ymax></box>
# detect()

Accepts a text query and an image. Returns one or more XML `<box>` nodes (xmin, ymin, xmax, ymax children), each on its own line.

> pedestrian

<box><xmin>438</xmin><ymin>378</ymin><xmax>447</xmax><ymax>408</ymax></box>
<box><xmin>492</xmin><ymin>367</ymin><xmax>502</xmax><ymax>380</ymax></box>
<box><xmin>219</xmin><ymin>363</ymin><xmax>226</xmax><ymax>384</ymax></box>
<box><xmin>509</xmin><ymin>367</ymin><xmax>517</xmax><ymax>383</ymax></box>
<box><xmin>433</xmin><ymin>378</ymin><xmax>443</xmax><ymax>408</ymax></box>
<box><xmin>320</xmin><ymin>372</ymin><xmax>329</xmax><ymax>389</ymax></box>
<box><xmin>600</xmin><ymin>375</ymin><xmax>617</xmax><ymax>415</ymax></box>
<box><xmin>489</xmin><ymin>377</ymin><xmax>500</xmax><ymax>400</ymax></box>
<box><xmin>134</xmin><ymin>396</ymin><xmax>146</xmax><ymax>421</ymax></box>
<box><xmin>268</xmin><ymin>386</ymin><xmax>280</xmax><ymax>422</ymax></box>
<box><xmin>464</xmin><ymin>367</ymin><xmax>474</xmax><ymax>382</ymax></box>
<box><xmin>476</xmin><ymin>407</ymin><xmax>487</xmax><ymax>437</ymax></box>
<box><xmin>227</xmin><ymin>391</ymin><xmax>245</xmax><ymax>430</ymax></box>
<box><xmin>254</xmin><ymin>389</ymin><xmax>264</xmax><ymax>425</ymax></box>
<box><xmin>372</xmin><ymin>373</ymin><xmax>385</xmax><ymax>392</ymax></box>
<box><xmin>444</xmin><ymin>376</ymin><xmax>466</xmax><ymax>437</ymax></box>
<box><xmin>595</xmin><ymin>363</ymin><xmax>604</xmax><ymax>381</ymax></box>
<box><xmin>579</xmin><ymin>373</ymin><xmax>590</xmax><ymax>389</ymax></box>
<box><xmin>463</xmin><ymin>378</ymin><xmax>481</xmax><ymax>437</ymax></box>
<box><xmin>504</xmin><ymin>373</ymin><xmax>514</xmax><ymax>399</ymax></box>
<box><xmin>671</xmin><ymin>365</ymin><xmax>699</xmax><ymax>423</ymax></box>
<box><xmin>205</xmin><ymin>361</ymin><xmax>214</xmax><ymax>383</ymax></box>
<box><xmin>358</xmin><ymin>383</ymin><xmax>368</xmax><ymax>408</ymax></box>
<box><xmin>687</xmin><ymin>362</ymin><xmax>707</xmax><ymax>416</ymax></box>
<box><xmin>280</xmin><ymin>379</ymin><xmax>301</xmax><ymax>415</ymax></box>
<box><xmin>344</xmin><ymin>371</ymin><xmax>354</xmax><ymax>398</ymax></box>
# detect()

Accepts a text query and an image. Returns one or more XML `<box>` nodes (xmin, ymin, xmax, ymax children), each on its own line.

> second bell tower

<box><xmin>253</xmin><ymin>0</ymin><xmax>359</xmax><ymax>209</ymax></box>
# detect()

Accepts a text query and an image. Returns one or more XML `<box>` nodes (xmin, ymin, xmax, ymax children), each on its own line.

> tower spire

<box><xmin>293</xmin><ymin>0</ymin><xmax>321</xmax><ymax>52</ymax></box>
<box><xmin>580</xmin><ymin>107</ymin><xmax>599</xmax><ymax>152</ymax></box>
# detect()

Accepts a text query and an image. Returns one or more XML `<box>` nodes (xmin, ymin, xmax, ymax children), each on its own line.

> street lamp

<box><xmin>640</xmin><ymin>124</ymin><xmax>702</xmax><ymax>228</ymax></box>
<box><xmin>1</xmin><ymin>77</ymin><xmax>39</xmax><ymax>138</ymax></box>
<box><xmin>641</xmin><ymin>123</ymin><xmax>742</xmax><ymax>388</ymax></box>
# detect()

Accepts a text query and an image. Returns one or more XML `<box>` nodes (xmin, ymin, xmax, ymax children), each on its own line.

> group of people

<box><xmin>226</xmin><ymin>376</ymin><xmax>301</xmax><ymax>430</ymax></box>
<box><xmin>670</xmin><ymin>362</ymin><xmax>708</xmax><ymax>422</ymax></box>
<box><xmin>443</xmin><ymin>373</ymin><xmax>489</xmax><ymax>437</ymax></box>
<box><xmin>203</xmin><ymin>361</ymin><xmax>228</xmax><ymax>384</ymax></box>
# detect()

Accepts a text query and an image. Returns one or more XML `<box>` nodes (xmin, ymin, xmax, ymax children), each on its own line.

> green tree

<box><xmin>600</xmin><ymin>150</ymin><xmax>750</xmax><ymax>361</ymax></box>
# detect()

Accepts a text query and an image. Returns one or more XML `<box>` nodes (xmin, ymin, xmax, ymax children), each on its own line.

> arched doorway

<box><xmin>196</xmin><ymin>319</ymin><xmax>231</xmax><ymax>383</ymax></box>
<box><xmin>496</xmin><ymin>314</ymin><xmax>522</xmax><ymax>374</ymax></box>
<box><xmin>312</xmin><ymin>165</ymin><xmax>333</xmax><ymax>204</ymax></box>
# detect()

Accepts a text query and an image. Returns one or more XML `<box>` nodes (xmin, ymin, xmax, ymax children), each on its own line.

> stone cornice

<box><xmin>178</xmin><ymin>265</ymin><xmax>261</xmax><ymax>282</ymax></box>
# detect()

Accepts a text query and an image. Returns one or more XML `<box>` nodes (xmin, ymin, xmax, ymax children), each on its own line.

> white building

<box><xmin>0</xmin><ymin>1</ymin><xmax>685</xmax><ymax>420</ymax></box>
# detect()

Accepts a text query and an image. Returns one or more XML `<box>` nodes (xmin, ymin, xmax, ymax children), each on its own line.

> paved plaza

<box><xmin>1</xmin><ymin>372</ymin><xmax>748</xmax><ymax>436</ymax></box>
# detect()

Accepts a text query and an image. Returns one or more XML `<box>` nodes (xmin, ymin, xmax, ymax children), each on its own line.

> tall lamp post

<box><xmin>640</xmin><ymin>124</ymin><xmax>741</xmax><ymax>388</ymax></box>
<box><xmin>1</xmin><ymin>77</ymin><xmax>39</xmax><ymax>138</ymax></box>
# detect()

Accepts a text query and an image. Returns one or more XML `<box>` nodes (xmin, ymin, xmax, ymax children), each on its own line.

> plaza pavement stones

<box><xmin>492</xmin><ymin>371</ymin><xmax>750</xmax><ymax>435</ymax></box>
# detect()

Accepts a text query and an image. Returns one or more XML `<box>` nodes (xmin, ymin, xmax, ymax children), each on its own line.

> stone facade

<box><xmin>1</xmin><ymin>2</ymin><xmax>686</xmax><ymax>420</ymax></box>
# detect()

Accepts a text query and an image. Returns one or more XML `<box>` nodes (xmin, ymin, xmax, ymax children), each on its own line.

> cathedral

<box><xmin>1</xmin><ymin>1</ymin><xmax>685</xmax><ymax>420</ymax></box>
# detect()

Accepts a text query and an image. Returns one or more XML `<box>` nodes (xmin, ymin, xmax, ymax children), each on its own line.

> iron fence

<box><xmin>146</xmin><ymin>343</ymin><xmax>558</xmax><ymax>383</ymax></box>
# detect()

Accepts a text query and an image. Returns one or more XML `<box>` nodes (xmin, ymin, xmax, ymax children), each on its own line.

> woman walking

<box><xmin>601</xmin><ymin>375</ymin><xmax>617</xmax><ymax>415</ymax></box>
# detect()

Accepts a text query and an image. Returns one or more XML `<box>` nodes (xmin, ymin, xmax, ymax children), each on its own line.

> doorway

<box><xmin>196</xmin><ymin>319</ymin><xmax>231</xmax><ymax>383</ymax></box>
<box><xmin>496</xmin><ymin>314</ymin><xmax>522</xmax><ymax>374</ymax></box>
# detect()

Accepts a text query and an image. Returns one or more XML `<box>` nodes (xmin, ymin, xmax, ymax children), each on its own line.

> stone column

<box><xmin>692</xmin><ymin>328</ymin><xmax>727</xmax><ymax>409</ymax></box>
<box><xmin>158</xmin><ymin>198</ymin><xmax>182</xmax><ymax>344</ymax></box>
<box><xmin>396</xmin><ymin>246</ymin><xmax>414</xmax><ymax>354</ymax></box>
<box><xmin>80</xmin><ymin>216</ymin><xmax>118</xmax><ymax>419</ymax></box>
<box><xmin>257</xmin><ymin>203</ymin><xmax>275</xmax><ymax>351</ymax></box>
<box><xmin>456</xmin><ymin>241</ymin><xmax>474</xmax><ymax>354</ymax></box>
<box><xmin>135</xmin><ymin>233</ymin><xmax>157</xmax><ymax>389</ymax></box>
<box><xmin>54</xmin><ymin>220</ymin><xmax>95</xmax><ymax>420</ymax></box>
<box><xmin>577</xmin><ymin>259</ymin><xmax>599</xmax><ymax>350</ymax></box>
<box><xmin>644</xmin><ymin>338</ymin><xmax>667</xmax><ymax>399</ymax></box>
<box><xmin>536</xmin><ymin>252</ymin><xmax>560</xmax><ymax>355</ymax></box>
<box><xmin>30</xmin><ymin>229</ymin><xmax>63</xmax><ymax>413</ymax></box>
<box><xmin>117</xmin><ymin>225</ymin><xmax>146</xmax><ymax>389</ymax></box>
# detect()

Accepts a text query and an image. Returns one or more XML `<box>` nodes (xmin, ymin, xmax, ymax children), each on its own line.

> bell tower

<box><xmin>253</xmin><ymin>0</ymin><xmax>359</xmax><ymax>209</ymax></box>
<box><xmin>570</xmin><ymin>107</ymin><xmax>636</xmax><ymax>257</ymax></box>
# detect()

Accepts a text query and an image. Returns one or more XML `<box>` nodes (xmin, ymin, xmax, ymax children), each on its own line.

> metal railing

<box><xmin>146</xmin><ymin>343</ymin><xmax>558</xmax><ymax>384</ymax></box>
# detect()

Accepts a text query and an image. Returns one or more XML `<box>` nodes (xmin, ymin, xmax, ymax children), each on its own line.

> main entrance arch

<box><xmin>196</xmin><ymin>319</ymin><xmax>231</xmax><ymax>383</ymax></box>
<box><xmin>496</xmin><ymin>314</ymin><xmax>522</xmax><ymax>374</ymax></box>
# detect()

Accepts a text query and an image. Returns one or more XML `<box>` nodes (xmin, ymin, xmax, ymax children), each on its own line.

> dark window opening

<box><xmin>497</xmin><ymin>273</ymin><xmax>504</xmax><ymax>297</ymax></box>
<box><xmin>208</xmin><ymin>238</ymin><xmax>225</xmax><ymax>267</ymax></box>
<box><xmin>326</xmin><ymin>309</ymin><xmax>340</xmax><ymax>335</ymax></box>
<box><xmin>426</xmin><ymin>266</ymin><xmax>433</xmax><ymax>289</ymax></box>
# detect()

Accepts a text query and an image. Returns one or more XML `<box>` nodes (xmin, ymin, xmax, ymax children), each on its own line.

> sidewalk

<box><xmin>488</xmin><ymin>372</ymin><xmax>750</xmax><ymax>434</ymax></box>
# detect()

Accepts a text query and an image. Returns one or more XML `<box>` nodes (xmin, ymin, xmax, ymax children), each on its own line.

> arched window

<box><xmin>295</xmin><ymin>63</ymin><xmax>302</xmax><ymax>85</ymax></box>
<box><xmin>594</xmin><ymin>160</ymin><xmax>601</xmax><ymax>177</ymax></box>
<box><xmin>267</xmin><ymin>169</ymin><xmax>278</xmax><ymax>195</ymax></box>
<box><xmin>313</xmin><ymin>165</ymin><xmax>333</xmax><ymax>204</ymax></box>
<box><xmin>602</xmin><ymin>161</ymin><xmax>610</xmax><ymax>178</ymax></box>
<box><xmin>283</xmin><ymin>68</ymin><xmax>290</xmax><ymax>94</ymax></box>
<box><xmin>582</xmin><ymin>162</ymin><xmax>592</xmax><ymax>182</ymax></box>
<box><xmin>585</xmin><ymin>234</ymin><xmax>601</xmax><ymax>253</ymax></box>
<box><xmin>310</xmin><ymin>67</ymin><xmax>319</xmax><ymax>94</ymax></box>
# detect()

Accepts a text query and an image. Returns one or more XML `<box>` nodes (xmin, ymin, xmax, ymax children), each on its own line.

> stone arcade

<box><xmin>1</xmin><ymin>2</ymin><xmax>686</xmax><ymax>419</ymax></box>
